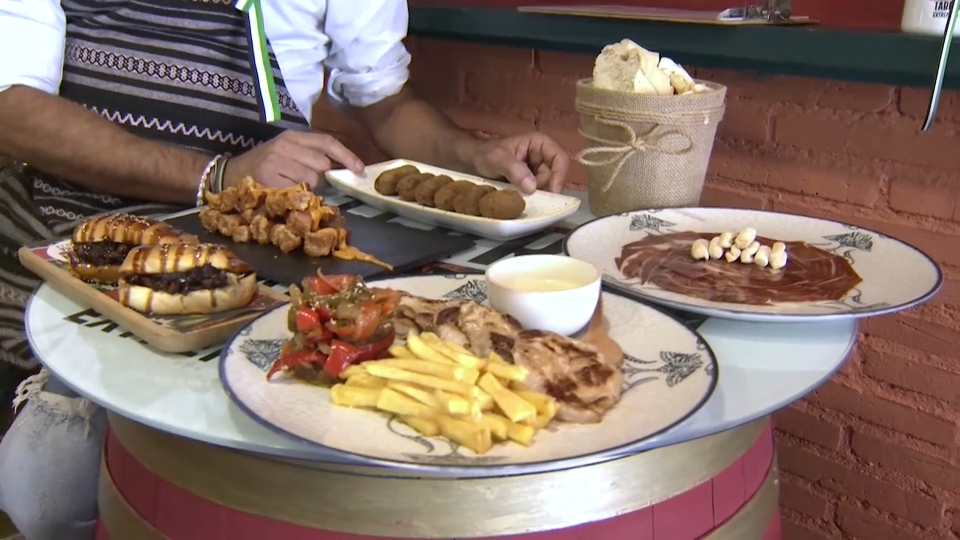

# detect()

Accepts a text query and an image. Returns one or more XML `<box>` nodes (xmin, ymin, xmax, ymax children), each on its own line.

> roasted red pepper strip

<box><xmin>305</xmin><ymin>274</ymin><xmax>356</xmax><ymax>296</ymax></box>
<box><xmin>294</xmin><ymin>308</ymin><xmax>321</xmax><ymax>333</ymax></box>
<box><xmin>324</xmin><ymin>341</ymin><xmax>358</xmax><ymax>378</ymax></box>
<box><xmin>322</xmin><ymin>328</ymin><xmax>396</xmax><ymax>378</ymax></box>
<box><xmin>352</xmin><ymin>300</ymin><xmax>382</xmax><ymax>342</ymax></box>
<box><xmin>315</xmin><ymin>305</ymin><xmax>334</xmax><ymax>322</ymax></box>
<box><xmin>327</xmin><ymin>301</ymin><xmax>380</xmax><ymax>342</ymax></box>
<box><xmin>371</xmin><ymin>288</ymin><xmax>400</xmax><ymax>305</ymax></box>
<box><xmin>266</xmin><ymin>349</ymin><xmax>327</xmax><ymax>381</ymax></box>
<box><xmin>354</xmin><ymin>327</ymin><xmax>396</xmax><ymax>362</ymax></box>
<box><xmin>370</xmin><ymin>288</ymin><xmax>399</xmax><ymax>317</ymax></box>
<box><xmin>306</xmin><ymin>326</ymin><xmax>334</xmax><ymax>344</ymax></box>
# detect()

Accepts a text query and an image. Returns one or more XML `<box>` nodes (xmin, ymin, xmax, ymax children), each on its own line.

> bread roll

<box><xmin>71</xmin><ymin>213</ymin><xmax>194</xmax><ymax>245</ymax></box>
<box><xmin>593</xmin><ymin>39</ymin><xmax>672</xmax><ymax>95</ymax></box>
<box><xmin>68</xmin><ymin>213</ymin><xmax>196</xmax><ymax>284</ymax></box>
<box><xmin>118</xmin><ymin>273</ymin><xmax>258</xmax><ymax>315</ymax></box>
<box><xmin>68</xmin><ymin>259</ymin><xmax>122</xmax><ymax>284</ymax></box>
<box><xmin>593</xmin><ymin>40</ymin><xmax>704</xmax><ymax>96</ymax></box>
<box><xmin>119</xmin><ymin>243</ymin><xmax>252</xmax><ymax>276</ymax></box>
<box><xmin>658</xmin><ymin>57</ymin><xmax>697</xmax><ymax>95</ymax></box>
<box><xmin>593</xmin><ymin>39</ymin><xmax>647</xmax><ymax>93</ymax></box>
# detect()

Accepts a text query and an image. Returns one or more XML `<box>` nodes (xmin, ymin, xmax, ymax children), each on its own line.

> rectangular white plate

<box><xmin>325</xmin><ymin>159</ymin><xmax>581</xmax><ymax>241</ymax></box>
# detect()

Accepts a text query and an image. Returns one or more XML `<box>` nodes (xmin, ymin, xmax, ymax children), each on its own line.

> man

<box><xmin>0</xmin><ymin>1</ymin><xmax>571</xmax><ymax>538</ymax></box>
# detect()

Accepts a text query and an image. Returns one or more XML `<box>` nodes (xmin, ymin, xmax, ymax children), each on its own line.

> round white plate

<box><xmin>325</xmin><ymin>159</ymin><xmax>581</xmax><ymax>242</ymax></box>
<box><xmin>564</xmin><ymin>208</ymin><xmax>942</xmax><ymax>322</ymax></box>
<box><xmin>220</xmin><ymin>274</ymin><xmax>717</xmax><ymax>470</ymax></box>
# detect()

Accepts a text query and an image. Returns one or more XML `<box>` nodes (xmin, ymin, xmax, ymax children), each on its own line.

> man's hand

<box><xmin>470</xmin><ymin>132</ymin><xmax>570</xmax><ymax>194</ymax></box>
<box><xmin>227</xmin><ymin>130</ymin><xmax>365</xmax><ymax>189</ymax></box>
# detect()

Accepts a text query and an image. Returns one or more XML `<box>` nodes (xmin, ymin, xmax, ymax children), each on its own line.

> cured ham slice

<box><xmin>616</xmin><ymin>232</ymin><xmax>862</xmax><ymax>305</ymax></box>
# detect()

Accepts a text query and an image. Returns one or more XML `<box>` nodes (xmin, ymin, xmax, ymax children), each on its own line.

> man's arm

<box><xmin>355</xmin><ymin>87</ymin><xmax>480</xmax><ymax>173</ymax></box>
<box><xmin>323</xmin><ymin>0</ymin><xmax>485</xmax><ymax>173</ymax></box>
<box><xmin>0</xmin><ymin>1</ymin><xmax>212</xmax><ymax>205</ymax></box>
<box><xmin>0</xmin><ymin>87</ymin><xmax>211</xmax><ymax>205</ymax></box>
<box><xmin>324</xmin><ymin>0</ymin><xmax>557</xmax><ymax>192</ymax></box>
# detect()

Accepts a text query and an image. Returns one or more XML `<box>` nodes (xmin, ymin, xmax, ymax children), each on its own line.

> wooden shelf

<box><xmin>409</xmin><ymin>5</ymin><xmax>959</xmax><ymax>89</ymax></box>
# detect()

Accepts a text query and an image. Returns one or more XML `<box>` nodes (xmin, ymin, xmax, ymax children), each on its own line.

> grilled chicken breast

<box><xmin>455</xmin><ymin>301</ymin><xmax>520</xmax><ymax>360</ymax></box>
<box><xmin>395</xmin><ymin>294</ymin><xmax>520</xmax><ymax>359</ymax></box>
<box><xmin>513</xmin><ymin>330</ymin><xmax>623</xmax><ymax>423</ymax></box>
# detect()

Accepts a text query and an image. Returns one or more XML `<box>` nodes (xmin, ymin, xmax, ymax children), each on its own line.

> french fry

<box><xmin>478</xmin><ymin>413</ymin><xmax>510</xmax><ymax>440</ymax></box>
<box><xmin>527</xmin><ymin>414</ymin><xmax>553</xmax><ymax>429</ymax></box>
<box><xmin>340</xmin><ymin>364</ymin><xmax>366</xmax><ymax>379</ymax></box>
<box><xmin>507</xmin><ymin>422</ymin><xmax>537</xmax><ymax>446</ymax></box>
<box><xmin>344</xmin><ymin>373</ymin><xmax>388</xmax><ymax>389</ymax></box>
<box><xmin>457</xmin><ymin>367</ymin><xmax>481</xmax><ymax>386</ymax></box>
<box><xmin>431</xmin><ymin>336</ymin><xmax>471</xmax><ymax>356</ymax></box>
<box><xmin>406</xmin><ymin>334</ymin><xmax>462</xmax><ymax>366</ymax></box>
<box><xmin>422</xmin><ymin>334</ymin><xmax>486</xmax><ymax>369</ymax></box>
<box><xmin>483</xmin><ymin>362</ymin><xmax>529</xmax><ymax>383</ymax></box>
<box><xmin>475</xmin><ymin>389</ymin><xmax>495</xmax><ymax>411</ymax></box>
<box><xmin>388</xmin><ymin>345</ymin><xmax>417</xmax><ymax>359</ymax></box>
<box><xmin>376</xmin><ymin>388</ymin><xmax>437</xmax><ymax>419</ymax></box>
<box><xmin>444</xmin><ymin>350</ymin><xmax>486</xmax><ymax>370</ymax></box>
<box><xmin>433</xmin><ymin>390</ymin><xmax>474</xmax><ymax>417</ymax></box>
<box><xmin>376</xmin><ymin>359</ymin><xmax>469</xmax><ymax>381</ymax></box>
<box><xmin>515</xmin><ymin>390</ymin><xmax>557</xmax><ymax>428</ymax></box>
<box><xmin>477</xmin><ymin>373</ymin><xmax>536</xmax><ymax>423</ymax></box>
<box><xmin>486</xmin><ymin>351</ymin><xmax>510</xmax><ymax>365</ymax></box>
<box><xmin>437</xmin><ymin>415</ymin><xmax>493</xmax><ymax>454</ymax></box>
<box><xmin>389</xmin><ymin>381</ymin><xmax>442</xmax><ymax>409</ymax></box>
<box><xmin>399</xmin><ymin>416</ymin><xmax>441</xmax><ymax>437</ymax></box>
<box><xmin>515</xmin><ymin>390</ymin><xmax>559</xmax><ymax>418</ymax></box>
<box><xmin>329</xmin><ymin>333</ymin><xmax>567</xmax><ymax>454</ymax></box>
<box><xmin>330</xmin><ymin>384</ymin><xmax>381</xmax><ymax>408</ymax></box>
<box><xmin>365</xmin><ymin>364</ymin><xmax>478</xmax><ymax>397</ymax></box>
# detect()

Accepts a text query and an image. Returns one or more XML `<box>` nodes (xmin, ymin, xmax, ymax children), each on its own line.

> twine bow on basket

<box><xmin>574</xmin><ymin>118</ymin><xmax>694</xmax><ymax>193</ymax></box>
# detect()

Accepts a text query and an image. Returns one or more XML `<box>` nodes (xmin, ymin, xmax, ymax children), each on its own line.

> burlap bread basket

<box><xmin>575</xmin><ymin>79</ymin><xmax>727</xmax><ymax>216</ymax></box>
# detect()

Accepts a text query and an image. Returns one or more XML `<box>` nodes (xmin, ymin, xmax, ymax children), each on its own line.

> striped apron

<box><xmin>0</xmin><ymin>0</ymin><xmax>310</xmax><ymax>404</ymax></box>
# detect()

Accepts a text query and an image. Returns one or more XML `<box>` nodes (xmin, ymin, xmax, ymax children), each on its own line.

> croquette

<box><xmin>453</xmin><ymin>184</ymin><xmax>496</xmax><ymax>216</ymax></box>
<box><xmin>478</xmin><ymin>189</ymin><xmax>526</xmax><ymax>220</ymax></box>
<box><xmin>433</xmin><ymin>180</ymin><xmax>474</xmax><ymax>211</ymax></box>
<box><xmin>397</xmin><ymin>173</ymin><xmax>432</xmax><ymax>201</ymax></box>
<box><xmin>373</xmin><ymin>165</ymin><xmax>418</xmax><ymax>196</ymax></box>
<box><xmin>414</xmin><ymin>175</ymin><xmax>453</xmax><ymax>207</ymax></box>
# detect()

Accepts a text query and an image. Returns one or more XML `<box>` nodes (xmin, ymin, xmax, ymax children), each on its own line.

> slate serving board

<box><xmin>166</xmin><ymin>211</ymin><xmax>475</xmax><ymax>285</ymax></box>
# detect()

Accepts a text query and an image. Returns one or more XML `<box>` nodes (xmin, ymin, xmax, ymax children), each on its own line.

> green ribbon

<box><xmin>235</xmin><ymin>0</ymin><xmax>281</xmax><ymax>123</ymax></box>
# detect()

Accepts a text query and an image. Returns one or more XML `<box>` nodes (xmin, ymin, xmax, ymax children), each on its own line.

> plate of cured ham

<box><xmin>219</xmin><ymin>273</ymin><xmax>717</xmax><ymax>472</ymax></box>
<box><xmin>563</xmin><ymin>208</ymin><xmax>942</xmax><ymax>322</ymax></box>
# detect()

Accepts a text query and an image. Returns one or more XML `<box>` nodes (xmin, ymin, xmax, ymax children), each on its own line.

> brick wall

<box><xmin>313</xmin><ymin>38</ymin><xmax>960</xmax><ymax>539</ymax></box>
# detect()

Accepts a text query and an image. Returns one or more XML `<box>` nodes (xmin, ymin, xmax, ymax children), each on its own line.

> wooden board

<box><xmin>19</xmin><ymin>243</ymin><xmax>288</xmax><ymax>354</ymax></box>
<box><xmin>516</xmin><ymin>5</ymin><xmax>817</xmax><ymax>26</ymax></box>
<box><xmin>165</xmin><ymin>209</ymin><xmax>475</xmax><ymax>285</ymax></box>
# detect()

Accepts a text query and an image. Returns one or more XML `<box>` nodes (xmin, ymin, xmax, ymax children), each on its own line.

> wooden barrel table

<box><xmin>96</xmin><ymin>414</ymin><xmax>779</xmax><ymax>540</ymax></box>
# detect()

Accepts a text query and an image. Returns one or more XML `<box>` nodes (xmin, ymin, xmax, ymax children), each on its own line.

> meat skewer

<box><xmin>199</xmin><ymin>177</ymin><xmax>392</xmax><ymax>270</ymax></box>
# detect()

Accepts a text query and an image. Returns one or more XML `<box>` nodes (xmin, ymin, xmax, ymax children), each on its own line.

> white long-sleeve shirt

<box><xmin>0</xmin><ymin>0</ymin><xmax>412</xmax><ymax>122</ymax></box>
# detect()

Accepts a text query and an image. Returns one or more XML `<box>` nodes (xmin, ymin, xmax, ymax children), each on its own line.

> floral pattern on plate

<box><xmin>220</xmin><ymin>274</ymin><xmax>717</xmax><ymax>470</ymax></box>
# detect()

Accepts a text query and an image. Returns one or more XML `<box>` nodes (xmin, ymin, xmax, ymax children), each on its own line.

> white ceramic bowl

<box><xmin>485</xmin><ymin>255</ymin><xmax>601</xmax><ymax>336</ymax></box>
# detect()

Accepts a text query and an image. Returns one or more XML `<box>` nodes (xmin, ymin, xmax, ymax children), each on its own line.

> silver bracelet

<box><xmin>212</xmin><ymin>152</ymin><xmax>232</xmax><ymax>195</ymax></box>
<box><xmin>194</xmin><ymin>154</ymin><xmax>226</xmax><ymax>208</ymax></box>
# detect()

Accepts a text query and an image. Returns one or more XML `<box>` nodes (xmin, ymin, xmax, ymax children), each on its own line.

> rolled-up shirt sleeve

<box><xmin>0</xmin><ymin>1</ymin><xmax>66</xmax><ymax>94</ymax></box>
<box><xmin>323</xmin><ymin>0</ymin><xmax>411</xmax><ymax>108</ymax></box>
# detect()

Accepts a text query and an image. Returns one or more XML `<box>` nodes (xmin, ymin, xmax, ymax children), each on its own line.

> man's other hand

<box><xmin>226</xmin><ymin>130</ymin><xmax>365</xmax><ymax>189</ymax></box>
<box><xmin>470</xmin><ymin>132</ymin><xmax>570</xmax><ymax>194</ymax></box>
